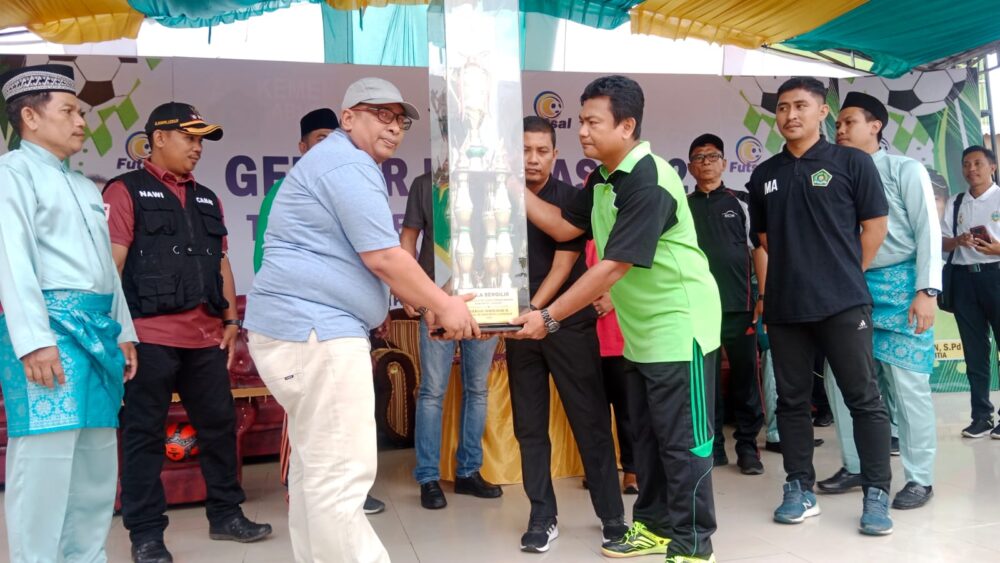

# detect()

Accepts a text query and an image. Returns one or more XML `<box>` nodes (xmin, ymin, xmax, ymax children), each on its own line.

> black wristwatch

<box><xmin>920</xmin><ymin>288</ymin><xmax>940</xmax><ymax>297</ymax></box>
<box><xmin>223</xmin><ymin>319</ymin><xmax>242</xmax><ymax>328</ymax></box>
<box><xmin>539</xmin><ymin>308</ymin><xmax>561</xmax><ymax>334</ymax></box>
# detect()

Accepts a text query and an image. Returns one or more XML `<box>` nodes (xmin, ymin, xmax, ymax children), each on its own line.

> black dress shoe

<box><xmin>421</xmin><ymin>480</ymin><xmax>448</xmax><ymax>509</ymax></box>
<box><xmin>737</xmin><ymin>453</ymin><xmax>764</xmax><ymax>475</ymax></box>
<box><xmin>131</xmin><ymin>540</ymin><xmax>173</xmax><ymax>563</ymax></box>
<box><xmin>209</xmin><ymin>514</ymin><xmax>273</xmax><ymax>543</ymax></box>
<box><xmin>364</xmin><ymin>494</ymin><xmax>386</xmax><ymax>515</ymax></box>
<box><xmin>817</xmin><ymin>467</ymin><xmax>862</xmax><ymax>494</ymax></box>
<box><xmin>454</xmin><ymin>471</ymin><xmax>503</xmax><ymax>498</ymax></box>
<box><xmin>892</xmin><ymin>482</ymin><xmax>933</xmax><ymax>509</ymax></box>
<box><xmin>763</xmin><ymin>438</ymin><xmax>824</xmax><ymax>454</ymax></box>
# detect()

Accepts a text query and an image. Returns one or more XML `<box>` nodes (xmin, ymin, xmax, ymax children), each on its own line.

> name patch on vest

<box><xmin>196</xmin><ymin>197</ymin><xmax>214</xmax><ymax>206</ymax></box>
<box><xmin>139</xmin><ymin>190</ymin><xmax>165</xmax><ymax>199</ymax></box>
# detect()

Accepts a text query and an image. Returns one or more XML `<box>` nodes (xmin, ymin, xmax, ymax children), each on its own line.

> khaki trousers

<box><xmin>248</xmin><ymin>331</ymin><xmax>387</xmax><ymax>563</ymax></box>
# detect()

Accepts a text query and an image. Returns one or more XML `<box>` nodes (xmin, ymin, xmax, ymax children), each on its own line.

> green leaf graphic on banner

<box><xmin>146</xmin><ymin>58</ymin><xmax>162</xmax><ymax>70</ymax></box>
<box><xmin>743</xmin><ymin>106</ymin><xmax>762</xmax><ymax>133</ymax></box>
<box><xmin>117</xmin><ymin>96</ymin><xmax>140</xmax><ymax>129</ymax></box>
<box><xmin>89</xmin><ymin>123</ymin><xmax>113</xmax><ymax>155</ymax></box>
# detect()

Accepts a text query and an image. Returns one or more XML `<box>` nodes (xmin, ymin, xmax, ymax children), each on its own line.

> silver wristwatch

<box><xmin>539</xmin><ymin>308</ymin><xmax>561</xmax><ymax>334</ymax></box>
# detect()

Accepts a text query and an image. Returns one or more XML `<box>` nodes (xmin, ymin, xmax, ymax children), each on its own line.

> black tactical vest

<box><xmin>107</xmin><ymin>168</ymin><xmax>229</xmax><ymax>319</ymax></box>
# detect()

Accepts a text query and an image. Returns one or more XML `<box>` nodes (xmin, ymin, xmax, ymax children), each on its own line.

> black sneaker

<box><xmin>737</xmin><ymin>453</ymin><xmax>764</xmax><ymax>475</ymax></box>
<box><xmin>131</xmin><ymin>540</ymin><xmax>173</xmax><ymax>563</ymax></box>
<box><xmin>813</xmin><ymin>411</ymin><xmax>834</xmax><ymax>427</ymax></box>
<box><xmin>890</xmin><ymin>436</ymin><xmax>900</xmax><ymax>456</ymax></box>
<box><xmin>962</xmin><ymin>418</ymin><xmax>994</xmax><ymax>438</ymax></box>
<box><xmin>208</xmin><ymin>514</ymin><xmax>272</xmax><ymax>543</ymax></box>
<box><xmin>454</xmin><ymin>471</ymin><xmax>502</xmax><ymax>498</ymax></box>
<box><xmin>991</xmin><ymin>422</ymin><xmax>1000</xmax><ymax>440</ymax></box>
<box><xmin>892</xmin><ymin>482</ymin><xmax>933</xmax><ymax>510</ymax></box>
<box><xmin>520</xmin><ymin>517</ymin><xmax>558</xmax><ymax>552</ymax></box>
<box><xmin>364</xmin><ymin>494</ymin><xmax>386</xmax><ymax>515</ymax></box>
<box><xmin>420</xmin><ymin>481</ymin><xmax>447</xmax><ymax>509</ymax></box>
<box><xmin>601</xmin><ymin>516</ymin><xmax>629</xmax><ymax>542</ymax></box>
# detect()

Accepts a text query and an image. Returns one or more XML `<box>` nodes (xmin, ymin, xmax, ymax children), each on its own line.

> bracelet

<box><xmin>529</xmin><ymin>304</ymin><xmax>539</xmax><ymax>311</ymax></box>
<box><xmin>223</xmin><ymin>319</ymin><xmax>242</xmax><ymax>328</ymax></box>
<box><xmin>757</xmin><ymin>295</ymin><xmax>765</xmax><ymax>301</ymax></box>
<box><xmin>417</xmin><ymin>306</ymin><xmax>428</xmax><ymax>316</ymax></box>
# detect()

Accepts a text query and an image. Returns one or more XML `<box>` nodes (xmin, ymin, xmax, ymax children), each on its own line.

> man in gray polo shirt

<box><xmin>245</xmin><ymin>78</ymin><xmax>479</xmax><ymax>563</ymax></box>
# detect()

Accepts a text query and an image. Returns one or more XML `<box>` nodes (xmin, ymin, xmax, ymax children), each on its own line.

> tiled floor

<box><xmin>2</xmin><ymin>392</ymin><xmax>999</xmax><ymax>562</ymax></box>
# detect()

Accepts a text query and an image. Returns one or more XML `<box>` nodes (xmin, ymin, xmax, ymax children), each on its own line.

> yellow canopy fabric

<box><xmin>0</xmin><ymin>0</ymin><xmax>144</xmax><ymax>44</ymax></box>
<box><xmin>630</xmin><ymin>0</ymin><xmax>866</xmax><ymax>49</ymax></box>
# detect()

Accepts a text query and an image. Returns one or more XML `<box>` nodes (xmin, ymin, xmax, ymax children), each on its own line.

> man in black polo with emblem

<box><xmin>686</xmin><ymin>133</ymin><xmax>766</xmax><ymax>475</ymax></box>
<box><xmin>747</xmin><ymin>77</ymin><xmax>893</xmax><ymax>536</ymax></box>
<box><xmin>104</xmin><ymin>103</ymin><xmax>271</xmax><ymax>563</ymax></box>
<box><xmin>507</xmin><ymin>116</ymin><xmax>626</xmax><ymax>553</ymax></box>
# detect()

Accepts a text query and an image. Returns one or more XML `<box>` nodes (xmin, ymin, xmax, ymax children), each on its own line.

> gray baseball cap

<box><xmin>342</xmin><ymin>77</ymin><xmax>420</xmax><ymax>120</ymax></box>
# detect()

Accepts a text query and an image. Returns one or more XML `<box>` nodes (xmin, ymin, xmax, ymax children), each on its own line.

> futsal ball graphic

<box><xmin>164</xmin><ymin>422</ymin><xmax>199</xmax><ymax>462</ymax></box>
<box><xmin>742</xmin><ymin>77</ymin><xmax>788</xmax><ymax>115</ymax></box>
<box><xmin>882</xmin><ymin>69</ymin><xmax>968</xmax><ymax>116</ymax></box>
<box><xmin>45</xmin><ymin>55</ymin><xmax>141</xmax><ymax>109</ymax></box>
<box><xmin>533</xmin><ymin>91</ymin><xmax>563</xmax><ymax>119</ymax></box>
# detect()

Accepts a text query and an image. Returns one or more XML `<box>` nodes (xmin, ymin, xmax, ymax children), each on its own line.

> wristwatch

<box><xmin>920</xmin><ymin>288</ymin><xmax>940</xmax><ymax>297</ymax></box>
<box><xmin>223</xmin><ymin>319</ymin><xmax>242</xmax><ymax>328</ymax></box>
<box><xmin>539</xmin><ymin>308</ymin><xmax>561</xmax><ymax>334</ymax></box>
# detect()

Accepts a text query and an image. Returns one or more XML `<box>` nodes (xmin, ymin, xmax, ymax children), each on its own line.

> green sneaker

<box><xmin>665</xmin><ymin>555</ymin><xmax>717</xmax><ymax>563</ymax></box>
<box><xmin>600</xmin><ymin>522</ymin><xmax>670</xmax><ymax>558</ymax></box>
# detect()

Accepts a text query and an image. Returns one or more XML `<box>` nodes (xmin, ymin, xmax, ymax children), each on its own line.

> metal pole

<box><xmin>984</xmin><ymin>55</ymin><xmax>999</xmax><ymax>183</ymax></box>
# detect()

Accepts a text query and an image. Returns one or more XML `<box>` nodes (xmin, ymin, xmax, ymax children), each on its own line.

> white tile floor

<box><xmin>2</xmin><ymin>392</ymin><xmax>999</xmax><ymax>562</ymax></box>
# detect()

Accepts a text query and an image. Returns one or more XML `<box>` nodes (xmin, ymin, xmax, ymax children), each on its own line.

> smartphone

<box><xmin>970</xmin><ymin>225</ymin><xmax>993</xmax><ymax>243</ymax></box>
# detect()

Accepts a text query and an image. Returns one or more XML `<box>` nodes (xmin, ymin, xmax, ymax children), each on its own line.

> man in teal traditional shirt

<box><xmin>820</xmin><ymin>92</ymin><xmax>941</xmax><ymax>509</ymax></box>
<box><xmin>253</xmin><ymin>108</ymin><xmax>339</xmax><ymax>272</ymax></box>
<box><xmin>0</xmin><ymin>64</ymin><xmax>138</xmax><ymax>563</ymax></box>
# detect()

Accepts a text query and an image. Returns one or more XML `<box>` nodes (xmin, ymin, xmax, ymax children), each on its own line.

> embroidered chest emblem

<box><xmin>810</xmin><ymin>169</ymin><xmax>832</xmax><ymax>187</ymax></box>
<box><xmin>722</xmin><ymin>210</ymin><xmax>738</xmax><ymax>219</ymax></box>
<box><xmin>992</xmin><ymin>210</ymin><xmax>1000</xmax><ymax>222</ymax></box>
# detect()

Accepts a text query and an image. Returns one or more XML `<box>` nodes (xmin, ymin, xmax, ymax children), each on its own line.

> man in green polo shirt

<box><xmin>512</xmin><ymin>75</ymin><xmax>722</xmax><ymax>563</ymax></box>
<box><xmin>253</xmin><ymin>108</ymin><xmax>339</xmax><ymax>273</ymax></box>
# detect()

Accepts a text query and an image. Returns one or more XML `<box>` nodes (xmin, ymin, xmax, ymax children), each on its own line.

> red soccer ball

<box><xmin>164</xmin><ymin>422</ymin><xmax>199</xmax><ymax>461</ymax></box>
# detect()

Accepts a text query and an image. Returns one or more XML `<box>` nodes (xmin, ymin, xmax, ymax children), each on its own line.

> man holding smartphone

<box><xmin>942</xmin><ymin>145</ymin><xmax>1000</xmax><ymax>439</ymax></box>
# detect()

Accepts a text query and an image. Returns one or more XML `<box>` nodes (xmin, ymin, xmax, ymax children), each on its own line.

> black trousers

<box><xmin>951</xmin><ymin>267</ymin><xmax>1000</xmax><ymax>421</ymax></box>
<box><xmin>601</xmin><ymin>355</ymin><xmax>635</xmax><ymax>473</ymax></box>
<box><xmin>768</xmin><ymin>305</ymin><xmax>891</xmax><ymax>491</ymax></box>
<box><xmin>626</xmin><ymin>346</ymin><xmax>717</xmax><ymax>558</ymax></box>
<box><xmin>121</xmin><ymin>344</ymin><xmax>246</xmax><ymax>542</ymax></box>
<box><xmin>714</xmin><ymin>312</ymin><xmax>764</xmax><ymax>456</ymax></box>
<box><xmin>506</xmin><ymin>323</ymin><xmax>624</xmax><ymax>521</ymax></box>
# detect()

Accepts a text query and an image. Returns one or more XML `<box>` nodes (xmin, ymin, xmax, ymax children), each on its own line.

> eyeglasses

<box><xmin>359</xmin><ymin>106</ymin><xmax>413</xmax><ymax>131</ymax></box>
<box><xmin>690</xmin><ymin>153</ymin><xmax>723</xmax><ymax>164</ymax></box>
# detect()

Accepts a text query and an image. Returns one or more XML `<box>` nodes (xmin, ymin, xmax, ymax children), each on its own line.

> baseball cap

<box><xmin>341</xmin><ymin>78</ymin><xmax>420</xmax><ymax>120</ymax></box>
<box><xmin>145</xmin><ymin>102</ymin><xmax>223</xmax><ymax>141</ymax></box>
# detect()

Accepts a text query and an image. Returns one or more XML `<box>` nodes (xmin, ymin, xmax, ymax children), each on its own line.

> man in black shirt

<box><xmin>507</xmin><ymin>117</ymin><xmax>626</xmax><ymax>553</ymax></box>
<box><xmin>687</xmin><ymin>133</ymin><xmax>766</xmax><ymax>475</ymax></box>
<box><xmin>747</xmin><ymin>77</ymin><xmax>893</xmax><ymax>536</ymax></box>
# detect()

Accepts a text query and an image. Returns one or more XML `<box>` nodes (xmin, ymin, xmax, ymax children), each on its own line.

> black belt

<box><xmin>956</xmin><ymin>262</ymin><xmax>1000</xmax><ymax>272</ymax></box>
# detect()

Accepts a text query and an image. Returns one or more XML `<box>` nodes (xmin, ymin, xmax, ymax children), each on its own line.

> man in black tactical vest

<box><xmin>103</xmin><ymin>103</ymin><xmax>271</xmax><ymax>563</ymax></box>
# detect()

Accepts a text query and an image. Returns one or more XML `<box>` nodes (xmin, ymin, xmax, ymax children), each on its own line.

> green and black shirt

<box><xmin>563</xmin><ymin>141</ymin><xmax>721</xmax><ymax>364</ymax></box>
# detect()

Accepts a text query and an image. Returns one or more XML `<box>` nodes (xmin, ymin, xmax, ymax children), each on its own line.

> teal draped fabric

<box><xmin>323</xmin><ymin>2</ymin><xmax>428</xmax><ymax>66</ymax></box>
<box><xmin>0</xmin><ymin>291</ymin><xmax>125</xmax><ymax>437</ymax></box>
<box><xmin>520</xmin><ymin>0</ymin><xmax>639</xmax><ymax>30</ymax></box>
<box><xmin>129</xmin><ymin>0</ymin><xmax>311</xmax><ymax>28</ymax></box>
<box><xmin>782</xmin><ymin>0</ymin><xmax>1000</xmax><ymax>77</ymax></box>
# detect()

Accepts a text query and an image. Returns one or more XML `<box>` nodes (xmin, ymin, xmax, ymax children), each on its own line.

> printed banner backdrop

<box><xmin>0</xmin><ymin>54</ymin><xmax>995</xmax><ymax>391</ymax></box>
